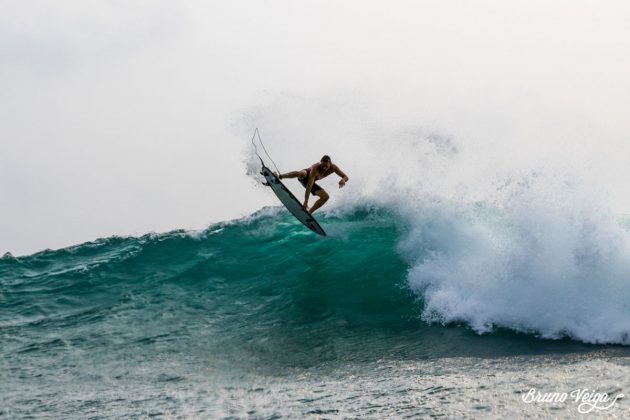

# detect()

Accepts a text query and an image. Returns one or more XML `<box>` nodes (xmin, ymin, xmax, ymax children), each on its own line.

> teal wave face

<box><xmin>0</xmin><ymin>206</ymin><xmax>604</xmax><ymax>384</ymax></box>
<box><xmin>1</xmin><ymin>208</ymin><xmax>423</xmax><ymax>370</ymax></box>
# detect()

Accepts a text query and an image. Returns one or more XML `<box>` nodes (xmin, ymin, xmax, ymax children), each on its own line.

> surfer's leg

<box><xmin>309</xmin><ymin>190</ymin><xmax>329</xmax><ymax>213</ymax></box>
<box><xmin>278</xmin><ymin>170</ymin><xmax>307</xmax><ymax>179</ymax></box>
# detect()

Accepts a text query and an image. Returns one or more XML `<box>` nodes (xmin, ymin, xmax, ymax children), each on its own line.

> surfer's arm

<box><xmin>334</xmin><ymin>165</ymin><xmax>349</xmax><ymax>188</ymax></box>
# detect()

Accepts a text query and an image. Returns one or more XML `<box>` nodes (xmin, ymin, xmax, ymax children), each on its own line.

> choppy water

<box><xmin>2</xmin><ymin>206</ymin><xmax>630</xmax><ymax>418</ymax></box>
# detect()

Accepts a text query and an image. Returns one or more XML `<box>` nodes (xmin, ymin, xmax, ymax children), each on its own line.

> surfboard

<box><xmin>260</xmin><ymin>164</ymin><xmax>327</xmax><ymax>236</ymax></box>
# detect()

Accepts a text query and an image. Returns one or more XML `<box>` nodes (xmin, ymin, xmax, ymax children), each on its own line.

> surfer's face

<box><xmin>320</xmin><ymin>161</ymin><xmax>331</xmax><ymax>172</ymax></box>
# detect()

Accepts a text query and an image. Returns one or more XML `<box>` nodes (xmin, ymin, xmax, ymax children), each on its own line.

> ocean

<box><xmin>2</xmin><ymin>206</ymin><xmax>629</xmax><ymax>418</ymax></box>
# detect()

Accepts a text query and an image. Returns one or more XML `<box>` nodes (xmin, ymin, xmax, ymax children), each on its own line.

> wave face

<box><xmin>2</xmin><ymin>204</ymin><xmax>630</xmax><ymax>371</ymax></box>
<box><xmin>0</xmin><ymin>208</ymin><xmax>420</xmax><ymax>376</ymax></box>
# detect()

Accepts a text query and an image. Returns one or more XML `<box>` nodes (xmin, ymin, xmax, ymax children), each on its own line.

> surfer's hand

<box><xmin>339</xmin><ymin>179</ymin><xmax>346</xmax><ymax>188</ymax></box>
<box><xmin>274</xmin><ymin>172</ymin><xmax>282</xmax><ymax>179</ymax></box>
<box><xmin>302</xmin><ymin>201</ymin><xmax>308</xmax><ymax>210</ymax></box>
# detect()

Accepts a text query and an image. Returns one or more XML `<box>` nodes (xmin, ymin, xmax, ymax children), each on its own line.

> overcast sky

<box><xmin>2</xmin><ymin>1</ymin><xmax>630</xmax><ymax>256</ymax></box>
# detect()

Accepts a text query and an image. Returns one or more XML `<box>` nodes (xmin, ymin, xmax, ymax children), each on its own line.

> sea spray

<box><xmin>398</xmin><ymin>173</ymin><xmax>630</xmax><ymax>344</ymax></box>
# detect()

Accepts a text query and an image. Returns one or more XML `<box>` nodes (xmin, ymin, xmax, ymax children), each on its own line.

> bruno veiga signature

<box><xmin>522</xmin><ymin>388</ymin><xmax>624</xmax><ymax>413</ymax></box>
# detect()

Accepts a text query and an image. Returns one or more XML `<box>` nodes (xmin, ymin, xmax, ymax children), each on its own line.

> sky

<box><xmin>2</xmin><ymin>0</ymin><xmax>630</xmax><ymax>256</ymax></box>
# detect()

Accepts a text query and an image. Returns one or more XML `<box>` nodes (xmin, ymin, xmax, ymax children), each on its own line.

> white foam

<box><xmin>400</xmin><ymin>175</ymin><xmax>630</xmax><ymax>344</ymax></box>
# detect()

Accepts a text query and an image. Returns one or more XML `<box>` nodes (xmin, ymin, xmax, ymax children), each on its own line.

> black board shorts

<box><xmin>298</xmin><ymin>170</ymin><xmax>323</xmax><ymax>196</ymax></box>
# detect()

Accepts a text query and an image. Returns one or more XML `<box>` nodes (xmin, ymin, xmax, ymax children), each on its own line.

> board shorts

<box><xmin>298</xmin><ymin>169</ymin><xmax>323</xmax><ymax>196</ymax></box>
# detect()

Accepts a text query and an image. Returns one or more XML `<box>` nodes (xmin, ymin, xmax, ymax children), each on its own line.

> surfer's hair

<box><xmin>321</xmin><ymin>155</ymin><xmax>331</xmax><ymax>163</ymax></box>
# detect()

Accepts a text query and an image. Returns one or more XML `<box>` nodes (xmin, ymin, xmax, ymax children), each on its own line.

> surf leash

<box><xmin>251</xmin><ymin>128</ymin><xmax>281</xmax><ymax>175</ymax></box>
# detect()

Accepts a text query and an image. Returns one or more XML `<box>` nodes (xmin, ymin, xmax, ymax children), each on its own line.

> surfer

<box><xmin>276</xmin><ymin>155</ymin><xmax>349</xmax><ymax>213</ymax></box>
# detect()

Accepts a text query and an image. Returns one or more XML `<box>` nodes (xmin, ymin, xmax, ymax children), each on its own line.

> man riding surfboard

<box><xmin>276</xmin><ymin>155</ymin><xmax>349</xmax><ymax>214</ymax></box>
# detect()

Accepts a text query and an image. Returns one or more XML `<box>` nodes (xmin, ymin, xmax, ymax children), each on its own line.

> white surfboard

<box><xmin>260</xmin><ymin>164</ymin><xmax>326</xmax><ymax>236</ymax></box>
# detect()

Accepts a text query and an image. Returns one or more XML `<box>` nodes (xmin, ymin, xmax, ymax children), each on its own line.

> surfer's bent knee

<box><xmin>316</xmin><ymin>190</ymin><xmax>329</xmax><ymax>201</ymax></box>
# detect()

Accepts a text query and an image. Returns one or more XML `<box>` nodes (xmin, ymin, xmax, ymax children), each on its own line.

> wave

<box><xmin>2</xmin><ymin>199</ymin><xmax>630</xmax><ymax>359</ymax></box>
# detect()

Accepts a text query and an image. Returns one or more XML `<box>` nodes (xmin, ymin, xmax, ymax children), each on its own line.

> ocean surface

<box><xmin>2</xmin><ymin>206</ymin><xmax>630</xmax><ymax>418</ymax></box>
